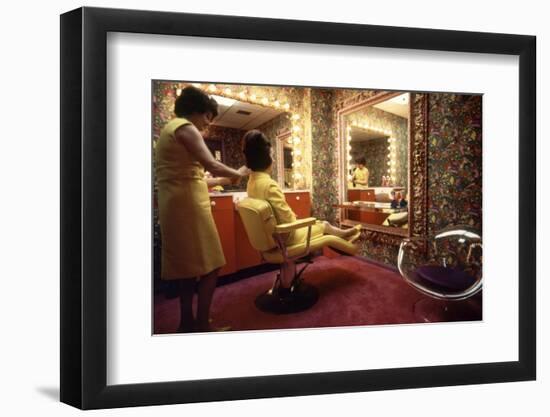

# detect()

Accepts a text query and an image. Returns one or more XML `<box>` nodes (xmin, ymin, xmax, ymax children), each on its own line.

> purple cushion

<box><xmin>415</xmin><ymin>265</ymin><xmax>477</xmax><ymax>291</ymax></box>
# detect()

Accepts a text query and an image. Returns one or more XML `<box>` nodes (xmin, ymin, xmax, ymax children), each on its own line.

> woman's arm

<box><xmin>266</xmin><ymin>183</ymin><xmax>297</xmax><ymax>224</ymax></box>
<box><xmin>175</xmin><ymin>124</ymin><xmax>245</xmax><ymax>178</ymax></box>
<box><xmin>205</xmin><ymin>177</ymin><xmax>231</xmax><ymax>187</ymax></box>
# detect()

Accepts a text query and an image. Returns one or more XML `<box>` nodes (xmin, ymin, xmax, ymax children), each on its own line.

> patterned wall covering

<box><xmin>203</xmin><ymin>125</ymin><xmax>246</xmax><ymax>185</ymax></box>
<box><xmin>152</xmin><ymin>80</ymin><xmax>178</xmax><ymax>142</ymax></box>
<box><xmin>310</xmin><ymin>88</ymin><xmax>339</xmax><ymax>222</ymax></box>
<box><xmin>333</xmin><ymin>89</ymin><xmax>381</xmax><ymax>106</ymax></box>
<box><xmin>345</xmin><ymin>106</ymin><xmax>408</xmax><ymax>190</ymax></box>
<box><xmin>256</xmin><ymin>112</ymin><xmax>292</xmax><ymax>185</ymax></box>
<box><xmin>426</xmin><ymin>94</ymin><xmax>482</xmax><ymax>235</ymax></box>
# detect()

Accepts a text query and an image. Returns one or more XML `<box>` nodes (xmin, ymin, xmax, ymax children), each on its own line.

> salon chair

<box><xmin>237</xmin><ymin>198</ymin><xmax>359</xmax><ymax>314</ymax></box>
<box><xmin>397</xmin><ymin>225</ymin><xmax>483</xmax><ymax>322</ymax></box>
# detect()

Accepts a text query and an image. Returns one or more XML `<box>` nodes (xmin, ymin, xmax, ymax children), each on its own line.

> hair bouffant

<box><xmin>174</xmin><ymin>86</ymin><xmax>218</xmax><ymax>118</ymax></box>
<box><xmin>242</xmin><ymin>130</ymin><xmax>273</xmax><ymax>172</ymax></box>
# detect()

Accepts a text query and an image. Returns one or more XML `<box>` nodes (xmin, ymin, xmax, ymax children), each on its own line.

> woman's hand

<box><xmin>237</xmin><ymin>165</ymin><xmax>251</xmax><ymax>177</ymax></box>
<box><xmin>230</xmin><ymin>166</ymin><xmax>250</xmax><ymax>185</ymax></box>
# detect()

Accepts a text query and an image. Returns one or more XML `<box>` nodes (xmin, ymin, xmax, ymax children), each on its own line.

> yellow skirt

<box><xmin>157</xmin><ymin>178</ymin><xmax>226</xmax><ymax>279</ymax></box>
<box><xmin>288</xmin><ymin>220</ymin><xmax>325</xmax><ymax>246</ymax></box>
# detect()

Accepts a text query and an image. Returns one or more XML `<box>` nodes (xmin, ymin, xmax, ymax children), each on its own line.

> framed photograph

<box><xmin>60</xmin><ymin>6</ymin><xmax>536</xmax><ymax>409</ymax></box>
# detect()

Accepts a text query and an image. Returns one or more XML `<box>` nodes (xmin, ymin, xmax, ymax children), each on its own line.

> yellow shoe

<box><xmin>347</xmin><ymin>225</ymin><xmax>362</xmax><ymax>243</ymax></box>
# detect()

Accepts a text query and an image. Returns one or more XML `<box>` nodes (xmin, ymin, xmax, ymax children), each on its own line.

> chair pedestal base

<box><xmin>413</xmin><ymin>297</ymin><xmax>482</xmax><ymax>323</ymax></box>
<box><xmin>255</xmin><ymin>282</ymin><xmax>319</xmax><ymax>314</ymax></box>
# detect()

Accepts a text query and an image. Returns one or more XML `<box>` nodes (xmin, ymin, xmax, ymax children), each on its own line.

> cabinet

<box><xmin>235</xmin><ymin>214</ymin><xmax>263</xmax><ymax>270</ymax></box>
<box><xmin>285</xmin><ymin>191</ymin><xmax>311</xmax><ymax>219</ymax></box>
<box><xmin>347</xmin><ymin>189</ymin><xmax>375</xmax><ymax>221</ymax></box>
<box><xmin>209</xmin><ymin>196</ymin><xmax>237</xmax><ymax>276</ymax></box>
<box><xmin>348</xmin><ymin>189</ymin><xmax>376</xmax><ymax>202</ymax></box>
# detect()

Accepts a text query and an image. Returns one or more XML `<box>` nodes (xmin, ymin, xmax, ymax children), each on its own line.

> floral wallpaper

<box><xmin>426</xmin><ymin>94</ymin><xmax>482</xmax><ymax>235</ymax></box>
<box><xmin>203</xmin><ymin>125</ymin><xmax>246</xmax><ymax>168</ymax></box>
<box><xmin>310</xmin><ymin>88</ymin><xmax>339</xmax><ymax>222</ymax></box>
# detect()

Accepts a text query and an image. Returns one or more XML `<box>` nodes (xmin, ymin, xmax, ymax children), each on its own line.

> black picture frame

<box><xmin>60</xmin><ymin>6</ymin><xmax>536</xmax><ymax>410</ymax></box>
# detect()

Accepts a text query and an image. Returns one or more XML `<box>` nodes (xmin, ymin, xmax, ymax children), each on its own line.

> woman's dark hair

<box><xmin>174</xmin><ymin>86</ymin><xmax>218</xmax><ymax>118</ymax></box>
<box><xmin>356</xmin><ymin>157</ymin><xmax>366</xmax><ymax>166</ymax></box>
<box><xmin>242</xmin><ymin>130</ymin><xmax>272</xmax><ymax>171</ymax></box>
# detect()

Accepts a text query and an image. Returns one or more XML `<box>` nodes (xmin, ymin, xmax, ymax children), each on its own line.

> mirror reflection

<box><xmin>202</xmin><ymin>94</ymin><xmax>292</xmax><ymax>192</ymax></box>
<box><xmin>342</xmin><ymin>93</ymin><xmax>410</xmax><ymax>229</ymax></box>
<box><xmin>276</xmin><ymin>131</ymin><xmax>295</xmax><ymax>189</ymax></box>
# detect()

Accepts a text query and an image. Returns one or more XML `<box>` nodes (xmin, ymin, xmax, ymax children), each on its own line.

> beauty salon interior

<box><xmin>153</xmin><ymin>81</ymin><xmax>483</xmax><ymax>334</ymax></box>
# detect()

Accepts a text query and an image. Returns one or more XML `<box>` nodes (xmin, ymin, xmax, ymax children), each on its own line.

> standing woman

<box><xmin>352</xmin><ymin>157</ymin><xmax>369</xmax><ymax>188</ymax></box>
<box><xmin>155</xmin><ymin>86</ymin><xmax>249</xmax><ymax>332</ymax></box>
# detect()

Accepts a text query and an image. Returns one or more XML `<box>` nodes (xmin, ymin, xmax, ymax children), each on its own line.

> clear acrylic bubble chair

<box><xmin>397</xmin><ymin>226</ymin><xmax>483</xmax><ymax>323</ymax></box>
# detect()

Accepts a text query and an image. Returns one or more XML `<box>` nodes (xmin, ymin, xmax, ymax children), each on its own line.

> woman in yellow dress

<box><xmin>352</xmin><ymin>157</ymin><xmax>369</xmax><ymax>188</ymax></box>
<box><xmin>243</xmin><ymin>130</ymin><xmax>361</xmax><ymax>245</ymax></box>
<box><xmin>156</xmin><ymin>86</ymin><xmax>249</xmax><ymax>332</ymax></box>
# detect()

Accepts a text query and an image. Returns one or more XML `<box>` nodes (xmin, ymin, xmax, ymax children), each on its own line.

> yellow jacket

<box><xmin>246</xmin><ymin>171</ymin><xmax>325</xmax><ymax>245</ymax></box>
<box><xmin>353</xmin><ymin>166</ymin><xmax>369</xmax><ymax>186</ymax></box>
<box><xmin>247</xmin><ymin>171</ymin><xmax>297</xmax><ymax>225</ymax></box>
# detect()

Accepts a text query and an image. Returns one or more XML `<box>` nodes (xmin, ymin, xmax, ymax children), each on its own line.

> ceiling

<box><xmin>211</xmin><ymin>96</ymin><xmax>286</xmax><ymax>130</ymax></box>
<box><xmin>373</xmin><ymin>93</ymin><xmax>410</xmax><ymax>119</ymax></box>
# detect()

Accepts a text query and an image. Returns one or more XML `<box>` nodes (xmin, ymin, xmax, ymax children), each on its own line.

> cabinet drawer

<box><xmin>210</xmin><ymin>199</ymin><xmax>236</xmax><ymax>276</ymax></box>
<box><xmin>285</xmin><ymin>192</ymin><xmax>311</xmax><ymax>219</ymax></box>
<box><xmin>209</xmin><ymin>196</ymin><xmax>233</xmax><ymax>211</ymax></box>
<box><xmin>361</xmin><ymin>190</ymin><xmax>375</xmax><ymax>201</ymax></box>
<box><xmin>348</xmin><ymin>189</ymin><xmax>375</xmax><ymax>202</ymax></box>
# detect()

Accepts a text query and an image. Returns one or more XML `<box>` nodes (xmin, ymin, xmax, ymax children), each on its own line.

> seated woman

<box><xmin>243</xmin><ymin>130</ymin><xmax>361</xmax><ymax>246</ymax></box>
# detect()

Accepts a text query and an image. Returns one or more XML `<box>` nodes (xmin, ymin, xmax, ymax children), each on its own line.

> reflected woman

<box><xmin>156</xmin><ymin>86</ymin><xmax>249</xmax><ymax>332</ymax></box>
<box><xmin>243</xmin><ymin>130</ymin><xmax>361</xmax><ymax>245</ymax></box>
<box><xmin>352</xmin><ymin>157</ymin><xmax>369</xmax><ymax>188</ymax></box>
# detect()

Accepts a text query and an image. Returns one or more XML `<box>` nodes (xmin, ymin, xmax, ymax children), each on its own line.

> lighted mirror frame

<box><xmin>177</xmin><ymin>82</ymin><xmax>306</xmax><ymax>190</ymax></box>
<box><xmin>337</xmin><ymin>91</ymin><xmax>418</xmax><ymax>239</ymax></box>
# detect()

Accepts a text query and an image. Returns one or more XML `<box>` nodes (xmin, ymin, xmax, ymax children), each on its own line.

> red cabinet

<box><xmin>348</xmin><ymin>189</ymin><xmax>375</xmax><ymax>202</ymax></box>
<box><xmin>347</xmin><ymin>189</ymin><xmax>375</xmax><ymax>222</ymax></box>
<box><xmin>285</xmin><ymin>192</ymin><xmax>311</xmax><ymax>219</ymax></box>
<box><xmin>210</xmin><ymin>196</ymin><xmax>236</xmax><ymax>276</ymax></box>
<box><xmin>235</xmin><ymin>214</ymin><xmax>263</xmax><ymax>270</ymax></box>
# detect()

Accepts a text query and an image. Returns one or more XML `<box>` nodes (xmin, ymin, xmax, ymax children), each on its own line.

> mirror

<box><xmin>276</xmin><ymin>131</ymin><xmax>295</xmax><ymax>189</ymax></box>
<box><xmin>201</xmin><ymin>94</ymin><xmax>291</xmax><ymax>191</ymax></box>
<box><xmin>339</xmin><ymin>92</ymin><xmax>410</xmax><ymax>232</ymax></box>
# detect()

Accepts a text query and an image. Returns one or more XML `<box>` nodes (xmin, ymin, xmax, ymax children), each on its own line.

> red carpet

<box><xmin>154</xmin><ymin>255</ymin><xmax>482</xmax><ymax>334</ymax></box>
